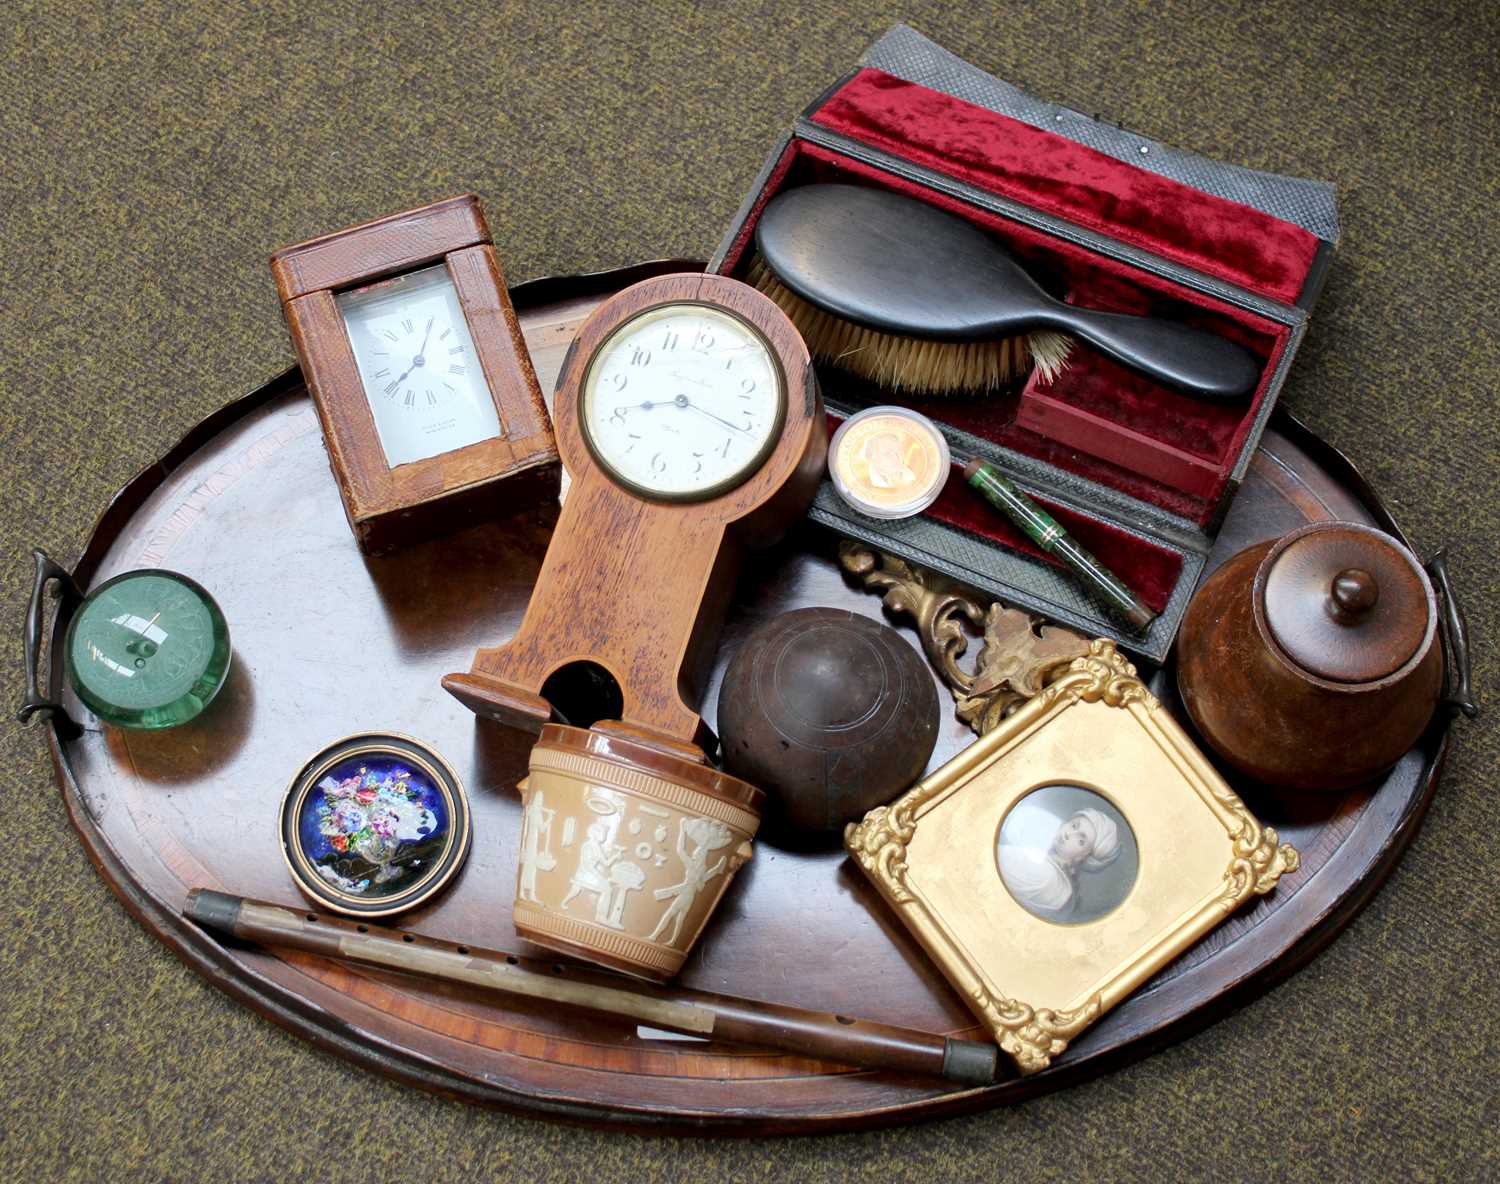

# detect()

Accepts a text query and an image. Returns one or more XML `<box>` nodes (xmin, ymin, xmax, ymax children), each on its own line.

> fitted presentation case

<box><xmin>709</xmin><ymin>25</ymin><xmax>1340</xmax><ymax>663</ymax></box>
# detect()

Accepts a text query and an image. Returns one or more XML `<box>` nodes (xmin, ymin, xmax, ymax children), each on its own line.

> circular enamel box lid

<box><xmin>279</xmin><ymin>733</ymin><xmax>472</xmax><ymax>917</ymax></box>
<box><xmin>64</xmin><ymin>569</ymin><xmax>231</xmax><ymax>729</ymax></box>
<box><xmin>1260</xmin><ymin>522</ymin><xmax>1434</xmax><ymax>684</ymax></box>
<box><xmin>828</xmin><ymin>406</ymin><xmax>950</xmax><ymax>519</ymax></box>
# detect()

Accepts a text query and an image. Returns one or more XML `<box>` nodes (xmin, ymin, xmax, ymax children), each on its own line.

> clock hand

<box><xmin>676</xmin><ymin>395</ymin><xmax>750</xmax><ymax>435</ymax></box>
<box><xmin>389</xmin><ymin>320</ymin><xmax>436</xmax><ymax>390</ymax></box>
<box><xmin>610</xmin><ymin>396</ymin><xmax>747</xmax><ymax>434</ymax></box>
<box><xmin>414</xmin><ymin>319</ymin><xmax>433</xmax><ymax>365</ymax></box>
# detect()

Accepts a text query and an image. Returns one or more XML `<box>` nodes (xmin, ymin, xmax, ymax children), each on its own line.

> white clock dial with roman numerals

<box><xmin>337</xmin><ymin>263</ymin><xmax>502</xmax><ymax>468</ymax></box>
<box><xmin>579</xmin><ymin>303</ymin><xmax>785</xmax><ymax>500</ymax></box>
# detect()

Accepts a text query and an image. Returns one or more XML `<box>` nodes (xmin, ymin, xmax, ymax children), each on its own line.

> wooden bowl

<box><xmin>717</xmin><ymin>607</ymin><xmax>939</xmax><ymax>838</ymax></box>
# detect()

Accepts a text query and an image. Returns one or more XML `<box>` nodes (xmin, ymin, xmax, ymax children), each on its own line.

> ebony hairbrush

<box><xmin>750</xmin><ymin>183</ymin><xmax>1261</xmax><ymax>401</ymax></box>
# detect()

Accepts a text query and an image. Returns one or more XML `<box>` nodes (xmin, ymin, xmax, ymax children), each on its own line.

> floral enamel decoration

<box><xmin>312</xmin><ymin>765</ymin><xmax>439</xmax><ymax>893</ymax></box>
<box><xmin>279</xmin><ymin>734</ymin><xmax>471</xmax><ymax>917</ymax></box>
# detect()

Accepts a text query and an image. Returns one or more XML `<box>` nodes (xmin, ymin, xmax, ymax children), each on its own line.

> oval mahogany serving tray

<box><xmin>30</xmin><ymin>261</ymin><xmax>1456</xmax><ymax>1134</ymax></box>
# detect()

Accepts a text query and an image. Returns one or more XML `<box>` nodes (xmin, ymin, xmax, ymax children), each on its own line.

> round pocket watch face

<box><xmin>580</xmin><ymin>302</ymin><xmax>786</xmax><ymax>501</ymax></box>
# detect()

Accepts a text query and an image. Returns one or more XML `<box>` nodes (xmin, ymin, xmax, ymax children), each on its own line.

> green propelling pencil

<box><xmin>960</xmin><ymin>458</ymin><xmax>1157</xmax><ymax>634</ymax></box>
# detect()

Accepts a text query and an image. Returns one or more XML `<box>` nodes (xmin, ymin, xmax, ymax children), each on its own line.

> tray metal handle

<box><xmin>1425</xmin><ymin>549</ymin><xmax>1476</xmax><ymax>719</ymax></box>
<box><xmin>17</xmin><ymin>549</ymin><xmax>82</xmax><ymax>739</ymax></box>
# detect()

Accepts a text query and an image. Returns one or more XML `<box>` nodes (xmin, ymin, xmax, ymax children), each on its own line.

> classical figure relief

<box><xmin>562</xmin><ymin>820</ymin><xmax>644</xmax><ymax>929</ymax></box>
<box><xmin>649</xmin><ymin>817</ymin><xmax>734</xmax><ymax>946</ymax></box>
<box><xmin>517</xmin><ymin>790</ymin><xmax>557</xmax><ymax>903</ymax></box>
<box><xmin>603</xmin><ymin>861</ymin><xmax>646</xmax><ymax>928</ymax></box>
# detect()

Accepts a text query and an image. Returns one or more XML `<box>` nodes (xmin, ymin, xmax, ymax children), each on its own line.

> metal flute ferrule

<box><xmin>961</xmin><ymin>460</ymin><xmax>1156</xmax><ymax>633</ymax></box>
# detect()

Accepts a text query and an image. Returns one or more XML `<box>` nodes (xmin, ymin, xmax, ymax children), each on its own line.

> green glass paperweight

<box><xmin>64</xmin><ymin>569</ymin><xmax>231</xmax><ymax>730</ymax></box>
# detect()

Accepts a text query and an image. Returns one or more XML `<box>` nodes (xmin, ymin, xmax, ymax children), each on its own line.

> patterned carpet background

<box><xmin>2</xmin><ymin>2</ymin><xmax>1495</xmax><ymax>1180</ymax></box>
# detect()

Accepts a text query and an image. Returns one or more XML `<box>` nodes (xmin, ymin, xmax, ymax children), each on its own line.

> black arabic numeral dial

<box><xmin>580</xmin><ymin>303</ymin><xmax>784</xmax><ymax>501</ymax></box>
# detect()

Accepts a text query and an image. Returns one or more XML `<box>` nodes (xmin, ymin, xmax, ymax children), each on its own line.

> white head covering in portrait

<box><xmin>1073</xmin><ymin>807</ymin><xmax>1121</xmax><ymax>871</ymax></box>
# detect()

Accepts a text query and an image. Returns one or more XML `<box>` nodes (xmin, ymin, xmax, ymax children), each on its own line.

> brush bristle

<box><xmin>747</xmin><ymin>256</ymin><xmax>1071</xmax><ymax>396</ymax></box>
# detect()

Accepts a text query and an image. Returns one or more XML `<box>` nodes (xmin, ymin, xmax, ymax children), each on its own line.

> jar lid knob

<box><xmin>1328</xmin><ymin>568</ymin><xmax>1379</xmax><ymax>622</ymax></box>
<box><xmin>1261</xmin><ymin>523</ymin><xmax>1433</xmax><ymax>684</ymax></box>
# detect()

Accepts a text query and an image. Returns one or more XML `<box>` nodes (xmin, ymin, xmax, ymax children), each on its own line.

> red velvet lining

<box><xmin>721</xmin><ymin>141</ymin><xmax>1294</xmax><ymax>525</ymax></box>
<box><xmin>810</xmin><ymin>69</ymin><xmax>1320</xmax><ymax>306</ymax></box>
<box><xmin>825</xmin><ymin>415</ymin><xmax>1181</xmax><ymax>612</ymax></box>
<box><xmin>1014</xmin><ymin>383</ymin><xmax>1223</xmax><ymax>500</ymax></box>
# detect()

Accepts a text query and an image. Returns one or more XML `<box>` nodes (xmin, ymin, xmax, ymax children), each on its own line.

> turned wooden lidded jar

<box><xmin>1176</xmin><ymin>522</ymin><xmax>1444</xmax><ymax>791</ymax></box>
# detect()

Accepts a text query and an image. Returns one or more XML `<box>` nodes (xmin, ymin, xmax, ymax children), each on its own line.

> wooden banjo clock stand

<box><xmin>443</xmin><ymin>272</ymin><xmax>826</xmax><ymax>761</ymax></box>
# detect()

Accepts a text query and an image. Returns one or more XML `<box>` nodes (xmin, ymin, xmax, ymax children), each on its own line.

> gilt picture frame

<box><xmin>844</xmin><ymin>639</ymin><xmax>1299</xmax><ymax>1075</ymax></box>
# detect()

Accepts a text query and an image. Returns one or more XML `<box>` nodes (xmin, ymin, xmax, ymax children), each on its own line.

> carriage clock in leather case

<box><xmin>271</xmin><ymin>194</ymin><xmax>559</xmax><ymax>553</ymax></box>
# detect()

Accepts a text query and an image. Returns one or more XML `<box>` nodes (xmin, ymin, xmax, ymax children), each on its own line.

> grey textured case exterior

<box><xmin>709</xmin><ymin>25</ymin><xmax>1338</xmax><ymax>663</ymax></box>
<box><xmin>862</xmin><ymin>25</ymin><xmax>1340</xmax><ymax>244</ymax></box>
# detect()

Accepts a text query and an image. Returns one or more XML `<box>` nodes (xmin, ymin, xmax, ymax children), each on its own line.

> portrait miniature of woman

<box><xmin>998</xmin><ymin>806</ymin><xmax>1123</xmax><ymax>921</ymax></box>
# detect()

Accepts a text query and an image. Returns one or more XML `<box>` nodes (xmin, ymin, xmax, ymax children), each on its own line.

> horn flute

<box><xmin>184</xmin><ymin>889</ymin><xmax>999</xmax><ymax>1086</ymax></box>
